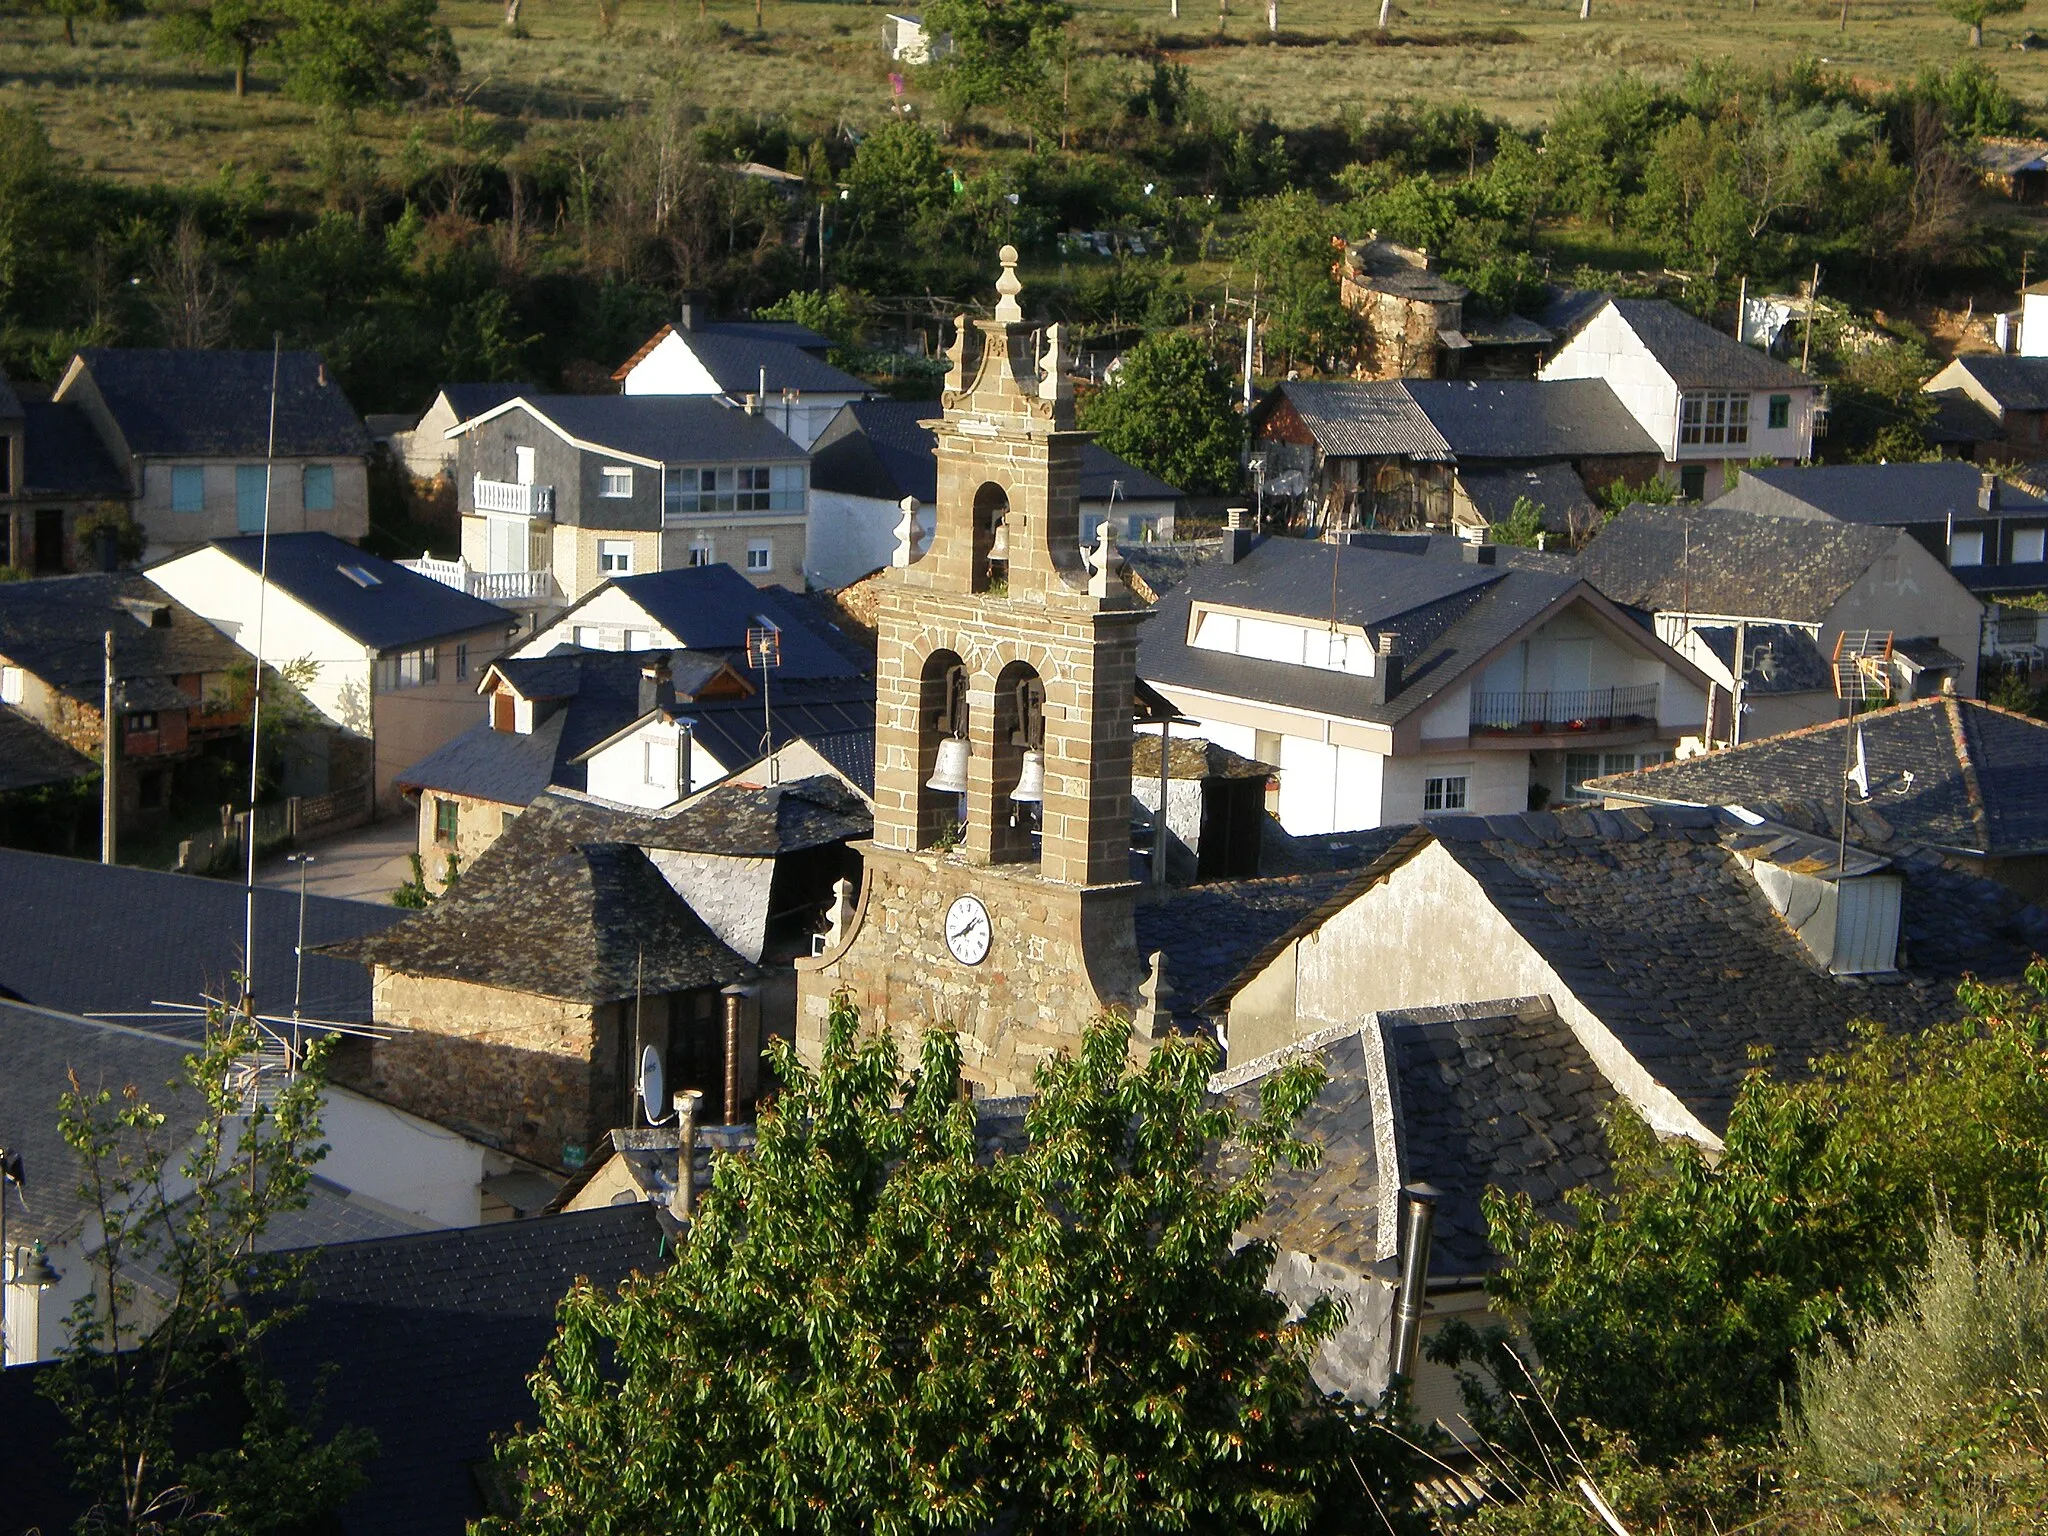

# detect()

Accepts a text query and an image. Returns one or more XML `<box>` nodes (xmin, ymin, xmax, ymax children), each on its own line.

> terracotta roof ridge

<box><xmin>611</xmin><ymin>324</ymin><xmax>676</xmax><ymax>381</ymax></box>
<box><xmin>1942</xmin><ymin>694</ymin><xmax>1992</xmax><ymax>855</ymax></box>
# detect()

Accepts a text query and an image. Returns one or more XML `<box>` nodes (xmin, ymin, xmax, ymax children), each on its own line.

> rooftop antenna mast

<box><xmin>241</xmin><ymin>334</ymin><xmax>282</xmax><ymax>1025</ymax></box>
<box><xmin>748</xmin><ymin>622</ymin><xmax>782</xmax><ymax>784</ymax></box>
<box><xmin>1829</xmin><ymin>629</ymin><xmax>1893</xmax><ymax>876</ymax></box>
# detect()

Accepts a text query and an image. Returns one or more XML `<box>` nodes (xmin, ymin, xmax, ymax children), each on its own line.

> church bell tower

<box><xmin>796</xmin><ymin>248</ymin><xmax>1149</xmax><ymax>1094</ymax></box>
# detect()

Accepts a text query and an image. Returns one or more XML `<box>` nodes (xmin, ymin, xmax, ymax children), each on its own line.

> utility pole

<box><xmin>1800</xmin><ymin>263</ymin><xmax>1821</xmax><ymax>375</ymax></box>
<box><xmin>100</xmin><ymin>630</ymin><xmax>117</xmax><ymax>865</ymax></box>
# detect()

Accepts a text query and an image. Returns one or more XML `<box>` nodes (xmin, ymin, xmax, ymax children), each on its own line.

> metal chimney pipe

<box><xmin>721</xmin><ymin>984</ymin><xmax>753</xmax><ymax>1125</ymax></box>
<box><xmin>1390</xmin><ymin>1181</ymin><xmax>1441</xmax><ymax>1382</ymax></box>
<box><xmin>669</xmin><ymin>1088</ymin><xmax>705</xmax><ymax>1222</ymax></box>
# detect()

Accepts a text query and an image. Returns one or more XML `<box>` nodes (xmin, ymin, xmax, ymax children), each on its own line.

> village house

<box><xmin>1134</xmin><ymin>527</ymin><xmax>1709</xmax><ymax>834</ymax></box>
<box><xmin>434</xmin><ymin>393</ymin><xmax>811</xmax><ymax>613</ymax></box>
<box><xmin>1335</xmin><ymin>237</ymin><xmax>1554</xmax><ymax>382</ymax></box>
<box><xmin>1922</xmin><ymin>353</ymin><xmax>2048</xmax><ymax>454</ymax></box>
<box><xmin>1588</xmin><ymin>695</ymin><xmax>2048</xmax><ymax>902</ymax></box>
<box><xmin>1539</xmin><ymin>296</ymin><xmax>1817</xmax><ymax>499</ymax></box>
<box><xmin>0</xmin><ymin>367</ymin><xmax>130</xmax><ymax>574</ymax></box>
<box><xmin>1250</xmin><ymin>377</ymin><xmax>1659</xmax><ymax>540</ymax></box>
<box><xmin>383</xmin><ymin>381</ymin><xmax>531</xmax><ymax>482</ymax></box>
<box><xmin>806</xmin><ymin>397</ymin><xmax>1186</xmax><ymax>589</ymax></box>
<box><xmin>47</xmin><ymin>348</ymin><xmax>371</xmax><ymax>558</ymax></box>
<box><xmin>612</xmin><ymin>304</ymin><xmax>870</xmax><ymax>450</ymax></box>
<box><xmin>1573</xmin><ymin>501</ymin><xmax>1984</xmax><ymax>740</ymax></box>
<box><xmin>0</xmin><ymin>571</ymin><xmax>249</xmax><ymax>827</ymax></box>
<box><xmin>146</xmin><ymin>533</ymin><xmax>517</xmax><ymax>809</ymax></box>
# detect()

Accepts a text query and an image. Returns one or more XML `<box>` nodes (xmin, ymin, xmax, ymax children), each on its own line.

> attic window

<box><xmin>339</xmin><ymin>564</ymin><xmax>383</xmax><ymax>588</ymax></box>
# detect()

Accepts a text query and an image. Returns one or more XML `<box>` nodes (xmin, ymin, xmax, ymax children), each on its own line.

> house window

<box><xmin>666</xmin><ymin>464</ymin><xmax>806</xmax><ymax>516</ymax></box>
<box><xmin>1679</xmin><ymin>464</ymin><xmax>1707</xmax><ymax>502</ymax></box>
<box><xmin>379</xmin><ymin>647</ymin><xmax>439</xmax><ymax>690</ymax></box>
<box><xmin>1564</xmin><ymin>752</ymin><xmax>1602</xmax><ymax>799</ymax></box>
<box><xmin>624</xmin><ymin>629</ymin><xmax>652</xmax><ymax>650</ymax></box>
<box><xmin>171</xmin><ymin>466</ymin><xmax>205</xmax><ymax>513</ymax></box>
<box><xmin>573</xmin><ymin>625</ymin><xmax>601</xmax><ymax>648</ymax></box>
<box><xmin>303</xmin><ymin>464</ymin><xmax>335</xmax><ymax>512</ymax></box>
<box><xmin>455</xmin><ymin>642</ymin><xmax>469</xmax><ymax>680</ymax></box>
<box><xmin>125</xmin><ymin>711</ymin><xmax>159</xmax><ymax>733</ymax></box>
<box><xmin>0</xmin><ymin>667</ymin><xmax>21</xmax><ymax>705</ymax></box>
<box><xmin>688</xmin><ymin>543</ymin><xmax>714</xmax><ymax>567</ymax></box>
<box><xmin>1678</xmin><ymin>391</ymin><xmax>1751</xmax><ymax>447</ymax></box>
<box><xmin>2013</xmin><ymin>527</ymin><xmax>2046</xmax><ymax>564</ymax></box>
<box><xmin>1422</xmin><ymin>773</ymin><xmax>1468</xmax><ymax>814</ymax></box>
<box><xmin>1767</xmin><ymin>394</ymin><xmax>1791</xmax><ymax>431</ymax></box>
<box><xmin>235</xmin><ymin>465</ymin><xmax>269</xmax><ymax>532</ymax></box>
<box><xmin>434</xmin><ymin>797</ymin><xmax>459</xmax><ymax>845</ymax></box>
<box><xmin>514</xmin><ymin>445</ymin><xmax>536</xmax><ymax>485</ymax></box>
<box><xmin>599</xmin><ymin>539</ymin><xmax>635</xmax><ymax>574</ymax></box>
<box><xmin>746</xmin><ymin>541</ymin><xmax>773</xmax><ymax>572</ymax></box>
<box><xmin>601</xmin><ymin>466</ymin><xmax>634</xmax><ymax>498</ymax></box>
<box><xmin>1950</xmin><ymin>530</ymin><xmax>1986</xmax><ymax>567</ymax></box>
<box><xmin>643</xmin><ymin>739</ymin><xmax>670</xmax><ymax>787</ymax></box>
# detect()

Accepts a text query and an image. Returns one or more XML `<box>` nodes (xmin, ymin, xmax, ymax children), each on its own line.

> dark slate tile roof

<box><xmin>1942</xmin><ymin>354</ymin><xmax>2048</xmax><ymax>413</ymax></box>
<box><xmin>630</xmin><ymin>773</ymin><xmax>872</xmax><ymax>858</ymax></box>
<box><xmin>808</xmin><ymin>398</ymin><xmax>1182</xmax><ymax>505</ymax></box>
<box><xmin>1608</xmin><ymin>298</ymin><xmax>1812</xmax><ymax>390</ymax></box>
<box><xmin>0</xmin><ymin>1000</ymin><xmax>200</xmax><ymax>1250</ymax></box>
<box><xmin>1692</xmin><ymin>621</ymin><xmax>1833</xmax><ymax>695</ymax></box>
<box><xmin>21</xmin><ymin>400</ymin><xmax>128</xmax><ymax>497</ymax></box>
<box><xmin>1121</xmin><ymin>540</ymin><xmax>1217</xmax><ymax>603</ymax></box>
<box><xmin>202</xmin><ymin>533</ymin><xmax>516</xmax><ymax>651</ymax></box>
<box><xmin>331</xmin><ymin>792</ymin><xmax>755</xmax><ymax>1003</ymax></box>
<box><xmin>1574</xmin><ymin>502</ymin><xmax>1903</xmax><ymax>623</ymax></box>
<box><xmin>1417</xmin><ymin>807</ymin><xmax>2048</xmax><ymax>1133</ymax></box>
<box><xmin>1925</xmin><ymin>389</ymin><xmax>2006</xmax><ymax>446</ymax></box>
<box><xmin>259</xmin><ymin>1205</ymin><xmax>668</xmax><ymax>1536</ymax></box>
<box><xmin>71</xmin><ymin>348</ymin><xmax>370</xmax><ymax>458</ymax></box>
<box><xmin>435</xmin><ymin>381</ymin><xmax>533</xmax><ymax>423</ymax></box>
<box><xmin>1533</xmin><ymin>286</ymin><xmax>1611</xmax><ymax>346</ymax></box>
<box><xmin>0</xmin><ymin>703</ymin><xmax>94</xmax><ymax>791</ymax></box>
<box><xmin>512</xmin><ymin>394</ymin><xmax>806</xmax><ymax>465</ymax></box>
<box><xmin>1405</xmin><ymin>379</ymin><xmax>1661</xmax><ymax>460</ymax></box>
<box><xmin>678</xmin><ymin>327</ymin><xmax>870</xmax><ymax>396</ymax></box>
<box><xmin>1139</xmin><ymin>536</ymin><xmax>1589</xmax><ymax>726</ymax></box>
<box><xmin>669</xmin><ymin>678</ymin><xmax>876</xmax><ymax>788</ymax></box>
<box><xmin>1589</xmin><ymin>696</ymin><xmax>2048</xmax><ymax>857</ymax></box>
<box><xmin>397</xmin><ymin>714</ymin><xmax>567</xmax><ymax>807</ymax></box>
<box><xmin>1725</xmin><ymin>459</ymin><xmax>2048</xmax><ymax>528</ymax></box>
<box><xmin>0</xmin><ymin>847</ymin><xmax>400</xmax><ymax>1029</ymax></box>
<box><xmin>552</xmin><ymin>565</ymin><xmax>872</xmax><ymax>680</ymax></box>
<box><xmin>0</xmin><ymin>571</ymin><xmax>247</xmax><ymax>698</ymax></box>
<box><xmin>1456</xmin><ymin>461</ymin><xmax>1597</xmax><ymax>534</ymax></box>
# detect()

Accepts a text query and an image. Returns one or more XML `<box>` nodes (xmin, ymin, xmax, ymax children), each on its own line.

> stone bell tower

<box><xmin>796</xmin><ymin>247</ymin><xmax>1149</xmax><ymax>1095</ymax></box>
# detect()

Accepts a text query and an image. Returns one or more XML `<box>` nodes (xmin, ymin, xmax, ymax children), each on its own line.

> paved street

<box><xmin>257</xmin><ymin>815</ymin><xmax>419</xmax><ymax>905</ymax></box>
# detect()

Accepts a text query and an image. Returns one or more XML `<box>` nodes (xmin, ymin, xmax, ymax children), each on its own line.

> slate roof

<box><xmin>1406</xmin><ymin>379</ymin><xmax>1661</xmax><ymax>460</ymax></box>
<box><xmin>1455</xmin><ymin>461</ymin><xmax>1597</xmax><ymax>535</ymax></box>
<box><xmin>1222</xmin><ymin>998</ymin><xmax>1615</xmax><ymax>1280</ymax></box>
<box><xmin>20</xmin><ymin>400</ymin><xmax>128</xmax><ymax>497</ymax></box>
<box><xmin>612</xmin><ymin>319</ymin><xmax>864</xmax><ymax>395</ymax></box>
<box><xmin>1607</xmin><ymin>298</ymin><xmax>1812</xmax><ymax>390</ymax></box>
<box><xmin>540</xmin><ymin>565</ymin><xmax>873</xmax><ymax>681</ymax></box>
<box><xmin>201</xmin><ymin>533</ymin><xmax>514</xmax><ymax>651</ymax></box>
<box><xmin>1722</xmin><ymin>460</ymin><xmax>2048</xmax><ymax>528</ymax></box>
<box><xmin>68</xmin><ymin>348</ymin><xmax>370</xmax><ymax>459</ymax></box>
<box><xmin>0</xmin><ymin>703</ymin><xmax>95</xmax><ymax>791</ymax></box>
<box><xmin>259</xmin><ymin>1205</ymin><xmax>668</xmax><ymax>1536</ymax></box>
<box><xmin>1939</xmin><ymin>354</ymin><xmax>2048</xmax><ymax>414</ymax></box>
<box><xmin>331</xmin><ymin>792</ymin><xmax>755</xmax><ymax>1003</ymax></box>
<box><xmin>1120</xmin><ymin>540</ymin><xmax>1216</xmax><ymax>604</ymax></box>
<box><xmin>1574</xmin><ymin>503</ymin><xmax>1905</xmax><ymax>622</ymax></box>
<box><xmin>670</xmin><ymin>678</ymin><xmax>877</xmax><ymax>792</ymax></box>
<box><xmin>1140</xmin><ymin>536</ymin><xmax>1620</xmax><ymax>727</ymax></box>
<box><xmin>0</xmin><ymin>847</ymin><xmax>400</xmax><ymax>1029</ymax></box>
<box><xmin>1925</xmin><ymin>389</ymin><xmax>2006</xmax><ymax>447</ymax></box>
<box><xmin>504</xmin><ymin>394</ymin><xmax>807</xmax><ymax>465</ymax></box>
<box><xmin>1588</xmin><ymin>696</ymin><xmax>2048</xmax><ymax>857</ymax></box>
<box><xmin>632</xmin><ymin>773</ymin><xmax>872</xmax><ymax>858</ymax></box>
<box><xmin>396</xmin><ymin>713</ymin><xmax>568</xmax><ymax>807</ymax></box>
<box><xmin>808</xmin><ymin>398</ymin><xmax>1183</xmax><ymax>506</ymax></box>
<box><xmin>1131</xmin><ymin>732</ymin><xmax>1272</xmax><ymax>781</ymax></box>
<box><xmin>0</xmin><ymin>571</ymin><xmax>247</xmax><ymax>700</ymax></box>
<box><xmin>435</xmin><ymin>381</ymin><xmax>532</xmax><ymax>423</ymax></box>
<box><xmin>1533</xmin><ymin>286</ymin><xmax>1612</xmax><ymax>347</ymax></box>
<box><xmin>1691</xmin><ymin>621</ymin><xmax>1833</xmax><ymax>695</ymax></box>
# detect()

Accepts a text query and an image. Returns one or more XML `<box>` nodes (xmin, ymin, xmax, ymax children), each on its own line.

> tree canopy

<box><xmin>1078</xmin><ymin>331</ymin><xmax>1242</xmax><ymax>498</ymax></box>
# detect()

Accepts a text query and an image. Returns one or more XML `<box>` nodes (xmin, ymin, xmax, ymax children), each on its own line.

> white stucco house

<box><xmin>612</xmin><ymin>307</ymin><xmax>872</xmax><ymax>450</ymax></box>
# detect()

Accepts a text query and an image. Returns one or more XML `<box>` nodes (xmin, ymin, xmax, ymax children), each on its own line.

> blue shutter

<box><xmin>303</xmin><ymin>464</ymin><xmax>335</xmax><ymax>511</ymax></box>
<box><xmin>171</xmin><ymin>466</ymin><xmax>205</xmax><ymax>513</ymax></box>
<box><xmin>235</xmin><ymin>466</ymin><xmax>269</xmax><ymax>532</ymax></box>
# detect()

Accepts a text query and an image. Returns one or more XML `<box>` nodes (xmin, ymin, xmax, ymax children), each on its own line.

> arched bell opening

<box><xmin>917</xmin><ymin>648</ymin><xmax>969</xmax><ymax>851</ymax></box>
<box><xmin>971</xmin><ymin>482</ymin><xmax>1009</xmax><ymax>595</ymax></box>
<box><xmin>990</xmin><ymin>659</ymin><xmax>1045</xmax><ymax>866</ymax></box>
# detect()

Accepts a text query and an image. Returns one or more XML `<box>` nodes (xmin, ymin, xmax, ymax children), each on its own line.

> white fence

<box><xmin>472</xmin><ymin>477</ymin><xmax>555</xmax><ymax>516</ymax></box>
<box><xmin>401</xmin><ymin>555</ymin><xmax>557</xmax><ymax>603</ymax></box>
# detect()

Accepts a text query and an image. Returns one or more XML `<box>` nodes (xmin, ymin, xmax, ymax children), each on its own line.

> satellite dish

<box><xmin>639</xmin><ymin>1046</ymin><xmax>667</xmax><ymax>1125</ymax></box>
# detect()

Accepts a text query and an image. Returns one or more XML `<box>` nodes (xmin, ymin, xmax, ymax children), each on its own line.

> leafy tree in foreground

<box><xmin>42</xmin><ymin>1011</ymin><xmax>375</xmax><ymax>1534</ymax></box>
<box><xmin>483</xmin><ymin>1000</ymin><xmax>1415</xmax><ymax>1534</ymax></box>
<box><xmin>1079</xmin><ymin>331</ymin><xmax>1241</xmax><ymax>498</ymax></box>
<box><xmin>1940</xmin><ymin>0</ymin><xmax>2027</xmax><ymax>47</ymax></box>
<box><xmin>150</xmin><ymin>0</ymin><xmax>287</xmax><ymax>98</ymax></box>
<box><xmin>1442</xmin><ymin>964</ymin><xmax>2048</xmax><ymax>1459</ymax></box>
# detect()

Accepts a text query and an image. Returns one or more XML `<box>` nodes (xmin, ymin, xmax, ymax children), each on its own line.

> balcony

<box><xmin>1471</xmin><ymin>684</ymin><xmax>1660</xmax><ymax>734</ymax></box>
<box><xmin>472</xmin><ymin>476</ymin><xmax>555</xmax><ymax>517</ymax></box>
<box><xmin>402</xmin><ymin>555</ymin><xmax>559</xmax><ymax>604</ymax></box>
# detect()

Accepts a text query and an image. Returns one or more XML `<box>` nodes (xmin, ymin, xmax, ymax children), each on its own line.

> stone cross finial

<box><xmin>823</xmin><ymin>876</ymin><xmax>856</xmax><ymax>949</ymax></box>
<box><xmin>1038</xmin><ymin>322</ymin><xmax>1072</xmax><ymax>403</ymax></box>
<box><xmin>1133</xmin><ymin>950</ymin><xmax>1175</xmax><ymax>1040</ymax></box>
<box><xmin>994</xmin><ymin>244</ymin><xmax>1024</xmax><ymax>322</ymax></box>
<box><xmin>1084</xmin><ymin>519</ymin><xmax>1123</xmax><ymax>598</ymax></box>
<box><xmin>892</xmin><ymin>497</ymin><xmax>926</xmax><ymax>568</ymax></box>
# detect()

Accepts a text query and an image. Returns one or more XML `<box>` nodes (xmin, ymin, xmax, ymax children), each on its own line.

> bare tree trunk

<box><xmin>1267</xmin><ymin>0</ymin><xmax>1278</xmax><ymax>30</ymax></box>
<box><xmin>1580</xmin><ymin>0</ymin><xmax>1591</xmax><ymax>17</ymax></box>
<box><xmin>63</xmin><ymin>13</ymin><xmax>76</xmax><ymax>44</ymax></box>
<box><xmin>235</xmin><ymin>40</ymin><xmax>249</xmax><ymax>97</ymax></box>
<box><xmin>1378</xmin><ymin>0</ymin><xmax>1390</xmax><ymax>27</ymax></box>
<box><xmin>1838</xmin><ymin>0</ymin><xmax>1848</xmax><ymax>31</ymax></box>
<box><xmin>1970</xmin><ymin>20</ymin><xmax>1984</xmax><ymax>44</ymax></box>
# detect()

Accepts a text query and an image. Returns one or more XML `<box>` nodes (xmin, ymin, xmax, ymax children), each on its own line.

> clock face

<box><xmin>944</xmin><ymin>894</ymin><xmax>993</xmax><ymax>966</ymax></box>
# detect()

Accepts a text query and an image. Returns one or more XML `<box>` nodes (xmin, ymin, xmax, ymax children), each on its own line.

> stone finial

<box><xmin>892</xmin><ymin>497</ymin><xmax>926</xmax><ymax>568</ymax></box>
<box><xmin>823</xmin><ymin>876</ymin><xmax>856</xmax><ymax>948</ymax></box>
<box><xmin>994</xmin><ymin>244</ymin><xmax>1024</xmax><ymax>322</ymax></box>
<box><xmin>1038</xmin><ymin>322</ymin><xmax>1073</xmax><ymax>404</ymax></box>
<box><xmin>1084</xmin><ymin>519</ymin><xmax>1123</xmax><ymax>598</ymax></box>
<box><xmin>1133</xmin><ymin>950</ymin><xmax>1174</xmax><ymax>1040</ymax></box>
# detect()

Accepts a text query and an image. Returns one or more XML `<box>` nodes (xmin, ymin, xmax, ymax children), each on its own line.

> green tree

<box><xmin>481</xmin><ymin>1000</ymin><xmax>1413</xmax><ymax>1534</ymax></box>
<box><xmin>1234</xmin><ymin>189</ymin><xmax>1347</xmax><ymax>374</ymax></box>
<box><xmin>1487</xmin><ymin>496</ymin><xmax>1546</xmax><ymax>547</ymax></box>
<box><xmin>150</xmin><ymin>0</ymin><xmax>287</xmax><ymax>97</ymax></box>
<box><xmin>1940</xmin><ymin>0</ymin><xmax>2027</xmax><ymax>46</ymax></box>
<box><xmin>1449</xmin><ymin>966</ymin><xmax>2048</xmax><ymax>1459</ymax></box>
<box><xmin>918</xmin><ymin>0</ymin><xmax>1073</xmax><ymax>137</ymax></box>
<box><xmin>41</xmin><ymin>1012</ymin><xmax>375</xmax><ymax>1533</ymax></box>
<box><xmin>1079</xmin><ymin>331</ymin><xmax>1241</xmax><ymax>497</ymax></box>
<box><xmin>276</xmin><ymin>0</ymin><xmax>454</xmax><ymax>107</ymax></box>
<box><xmin>843</xmin><ymin>119</ymin><xmax>953</xmax><ymax>246</ymax></box>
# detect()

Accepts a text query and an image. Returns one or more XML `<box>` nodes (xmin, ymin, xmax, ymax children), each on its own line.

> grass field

<box><xmin>7</xmin><ymin>0</ymin><xmax>2048</xmax><ymax>191</ymax></box>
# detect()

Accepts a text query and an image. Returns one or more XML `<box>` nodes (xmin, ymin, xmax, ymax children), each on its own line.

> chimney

<box><xmin>1461</xmin><ymin>541</ymin><xmax>1497</xmax><ymax>565</ymax></box>
<box><xmin>1389</xmin><ymin>1183</ymin><xmax>1441</xmax><ymax>1382</ymax></box>
<box><xmin>1366</xmin><ymin>632</ymin><xmax>1404</xmax><ymax>704</ymax></box>
<box><xmin>668</xmin><ymin>1088</ymin><xmax>705</xmax><ymax>1222</ymax></box>
<box><xmin>677</xmin><ymin>295</ymin><xmax>703</xmax><ymax>332</ymax></box>
<box><xmin>639</xmin><ymin>660</ymin><xmax>674</xmax><ymax>717</ymax></box>
<box><xmin>743</xmin><ymin>393</ymin><xmax>758</xmax><ymax>416</ymax></box>
<box><xmin>1223</xmin><ymin>506</ymin><xmax>1255</xmax><ymax>564</ymax></box>
<box><xmin>1980</xmin><ymin>472</ymin><xmax>2000</xmax><ymax>512</ymax></box>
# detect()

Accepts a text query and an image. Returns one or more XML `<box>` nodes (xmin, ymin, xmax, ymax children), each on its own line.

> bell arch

<box><xmin>917</xmin><ymin>647</ymin><xmax>968</xmax><ymax>850</ymax></box>
<box><xmin>971</xmin><ymin>482</ymin><xmax>1008</xmax><ymax>594</ymax></box>
<box><xmin>989</xmin><ymin>657</ymin><xmax>1047</xmax><ymax>866</ymax></box>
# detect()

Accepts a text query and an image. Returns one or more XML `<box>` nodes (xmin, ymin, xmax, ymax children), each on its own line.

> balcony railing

<box><xmin>473</xmin><ymin>476</ymin><xmax>555</xmax><ymax>517</ymax></box>
<box><xmin>401</xmin><ymin>556</ymin><xmax>559</xmax><ymax>604</ymax></box>
<box><xmin>1471</xmin><ymin>684</ymin><xmax>1661</xmax><ymax>734</ymax></box>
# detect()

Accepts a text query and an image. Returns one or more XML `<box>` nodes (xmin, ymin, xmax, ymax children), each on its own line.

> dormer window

<box><xmin>1189</xmin><ymin>606</ymin><xmax>1376</xmax><ymax>676</ymax></box>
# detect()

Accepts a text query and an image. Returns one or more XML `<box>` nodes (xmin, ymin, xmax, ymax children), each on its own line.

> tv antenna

<box><xmin>747</xmin><ymin>622</ymin><xmax>782</xmax><ymax>783</ymax></box>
